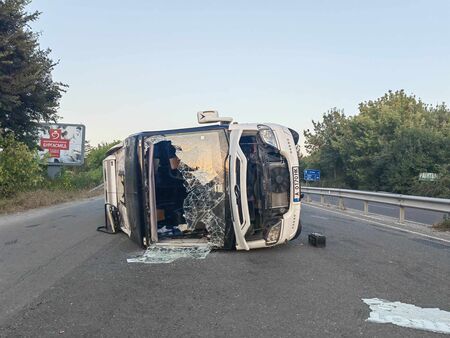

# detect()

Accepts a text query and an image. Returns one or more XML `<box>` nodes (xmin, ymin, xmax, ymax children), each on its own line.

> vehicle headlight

<box><xmin>264</xmin><ymin>220</ymin><xmax>282</xmax><ymax>245</ymax></box>
<box><xmin>258</xmin><ymin>125</ymin><xmax>279</xmax><ymax>149</ymax></box>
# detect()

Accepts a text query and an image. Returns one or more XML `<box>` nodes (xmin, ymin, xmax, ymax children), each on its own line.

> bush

<box><xmin>85</xmin><ymin>142</ymin><xmax>119</xmax><ymax>171</ymax></box>
<box><xmin>0</xmin><ymin>137</ymin><xmax>119</xmax><ymax>199</ymax></box>
<box><xmin>433</xmin><ymin>214</ymin><xmax>450</xmax><ymax>231</ymax></box>
<box><xmin>0</xmin><ymin>134</ymin><xmax>44</xmax><ymax>197</ymax></box>
<box><xmin>409</xmin><ymin>164</ymin><xmax>450</xmax><ymax>198</ymax></box>
<box><xmin>41</xmin><ymin>141</ymin><xmax>120</xmax><ymax>191</ymax></box>
<box><xmin>45</xmin><ymin>167</ymin><xmax>103</xmax><ymax>191</ymax></box>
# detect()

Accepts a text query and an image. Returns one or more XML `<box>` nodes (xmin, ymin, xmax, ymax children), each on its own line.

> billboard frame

<box><xmin>38</xmin><ymin>123</ymin><xmax>86</xmax><ymax>166</ymax></box>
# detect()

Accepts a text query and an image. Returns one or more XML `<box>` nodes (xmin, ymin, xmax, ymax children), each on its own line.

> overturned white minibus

<box><xmin>102</xmin><ymin>111</ymin><xmax>302</xmax><ymax>250</ymax></box>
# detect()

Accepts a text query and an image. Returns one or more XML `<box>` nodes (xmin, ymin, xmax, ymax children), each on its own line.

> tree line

<box><xmin>301</xmin><ymin>90</ymin><xmax>450</xmax><ymax>198</ymax></box>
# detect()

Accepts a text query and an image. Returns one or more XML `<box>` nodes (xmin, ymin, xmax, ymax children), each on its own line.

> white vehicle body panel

<box><xmin>228</xmin><ymin>128</ymin><xmax>250</xmax><ymax>250</ymax></box>
<box><xmin>228</xmin><ymin>123</ymin><xmax>301</xmax><ymax>250</ymax></box>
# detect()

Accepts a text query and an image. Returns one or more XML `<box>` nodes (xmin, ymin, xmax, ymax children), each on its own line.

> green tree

<box><xmin>382</xmin><ymin>127</ymin><xmax>450</xmax><ymax>197</ymax></box>
<box><xmin>0</xmin><ymin>0</ymin><xmax>66</xmax><ymax>147</ymax></box>
<box><xmin>303</xmin><ymin>108</ymin><xmax>348</xmax><ymax>185</ymax></box>
<box><xmin>303</xmin><ymin>90</ymin><xmax>450</xmax><ymax>197</ymax></box>
<box><xmin>344</xmin><ymin>90</ymin><xmax>449</xmax><ymax>192</ymax></box>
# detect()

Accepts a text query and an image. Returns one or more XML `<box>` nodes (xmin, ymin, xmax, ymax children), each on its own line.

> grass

<box><xmin>432</xmin><ymin>215</ymin><xmax>450</xmax><ymax>232</ymax></box>
<box><xmin>0</xmin><ymin>188</ymin><xmax>103</xmax><ymax>215</ymax></box>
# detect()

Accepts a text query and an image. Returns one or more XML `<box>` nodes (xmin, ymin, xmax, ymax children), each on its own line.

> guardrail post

<box><xmin>399</xmin><ymin>206</ymin><xmax>405</xmax><ymax>223</ymax></box>
<box><xmin>320</xmin><ymin>195</ymin><xmax>325</xmax><ymax>204</ymax></box>
<box><xmin>338</xmin><ymin>197</ymin><xmax>344</xmax><ymax>210</ymax></box>
<box><xmin>363</xmin><ymin>201</ymin><xmax>369</xmax><ymax>215</ymax></box>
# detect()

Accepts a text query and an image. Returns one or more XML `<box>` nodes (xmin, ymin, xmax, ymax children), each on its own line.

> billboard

<box><xmin>38</xmin><ymin>123</ymin><xmax>86</xmax><ymax>166</ymax></box>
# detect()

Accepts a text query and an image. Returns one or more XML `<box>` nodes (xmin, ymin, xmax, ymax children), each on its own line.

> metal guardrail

<box><xmin>302</xmin><ymin>187</ymin><xmax>450</xmax><ymax>223</ymax></box>
<box><xmin>88</xmin><ymin>183</ymin><xmax>104</xmax><ymax>193</ymax></box>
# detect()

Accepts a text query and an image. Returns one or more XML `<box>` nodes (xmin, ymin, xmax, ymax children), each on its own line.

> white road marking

<box><xmin>363</xmin><ymin>298</ymin><xmax>450</xmax><ymax>334</ymax></box>
<box><xmin>304</xmin><ymin>203</ymin><xmax>450</xmax><ymax>245</ymax></box>
<box><xmin>310</xmin><ymin>215</ymin><xmax>329</xmax><ymax>220</ymax></box>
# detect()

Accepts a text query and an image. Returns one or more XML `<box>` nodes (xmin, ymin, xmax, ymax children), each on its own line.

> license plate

<box><xmin>292</xmin><ymin>166</ymin><xmax>301</xmax><ymax>202</ymax></box>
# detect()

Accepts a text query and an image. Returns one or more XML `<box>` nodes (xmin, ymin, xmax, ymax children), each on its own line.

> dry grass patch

<box><xmin>0</xmin><ymin>189</ymin><xmax>102</xmax><ymax>215</ymax></box>
<box><xmin>432</xmin><ymin>215</ymin><xmax>450</xmax><ymax>232</ymax></box>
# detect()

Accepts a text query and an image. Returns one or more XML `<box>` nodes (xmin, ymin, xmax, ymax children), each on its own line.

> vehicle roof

<box><xmin>105</xmin><ymin>142</ymin><xmax>124</xmax><ymax>157</ymax></box>
<box><xmin>105</xmin><ymin>122</ymin><xmax>292</xmax><ymax>156</ymax></box>
<box><xmin>105</xmin><ymin>124</ymin><xmax>231</xmax><ymax>156</ymax></box>
<box><xmin>130</xmin><ymin>123</ymin><xmax>229</xmax><ymax>138</ymax></box>
<box><xmin>229</xmin><ymin>122</ymin><xmax>284</xmax><ymax>130</ymax></box>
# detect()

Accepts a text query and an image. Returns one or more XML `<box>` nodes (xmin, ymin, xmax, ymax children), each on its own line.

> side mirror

<box><xmin>197</xmin><ymin>111</ymin><xmax>233</xmax><ymax>124</ymax></box>
<box><xmin>300</xmin><ymin>193</ymin><xmax>305</xmax><ymax>199</ymax></box>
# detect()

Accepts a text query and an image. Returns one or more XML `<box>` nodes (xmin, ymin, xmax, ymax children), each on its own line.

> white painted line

<box><xmin>344</xmin><ymin>210</ymin><xmax>434</xmax><ymax>229</ymax></box>
<box><xmin>304</xmin><ymin>203</ymin><xmax>450</xmax><ymax>245</ymax></box>
<box><xmin>310</xmin><ymin>215</ymin><xmax>329</xmax><ymax>220</ymax></box>
<box><xmin>363</xmin><ymin>298</ymin><xmax>450</xmax><ymax>334</ymax></box>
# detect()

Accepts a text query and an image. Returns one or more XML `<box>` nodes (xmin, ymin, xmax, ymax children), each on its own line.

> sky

<box><xmin>28</xmin><ymin>0</ymin><xmax>450</xmax><ymax>149</ymax></box>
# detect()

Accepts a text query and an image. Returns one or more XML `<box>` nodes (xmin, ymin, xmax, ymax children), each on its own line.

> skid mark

<box><xmin>25</xmin><ymin>224</ymin><xmax>41</xmax><ymax>228</ymax></box>
<box><xmin>4</xmin><ymin>239</ymin><xmax>18</xmax><ymax>246</ymax></box>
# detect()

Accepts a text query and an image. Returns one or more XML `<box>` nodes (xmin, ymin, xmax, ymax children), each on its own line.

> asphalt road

<box><xmin>0</xmin><ymin>197</ymin><xmax>449</xmax><ymax>337</ymax></box>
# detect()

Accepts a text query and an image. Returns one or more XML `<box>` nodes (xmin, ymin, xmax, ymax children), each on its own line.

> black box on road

<box><xmin>308</xmin><ymin>233</ymin><xmax>326</xmax><ymax>247</ymax></box>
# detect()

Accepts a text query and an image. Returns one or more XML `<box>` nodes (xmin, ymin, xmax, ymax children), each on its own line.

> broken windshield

<box><xmin>148</xmin><ymin>130</ymin><xmax>228</xmax><ymax>248</ymax></box>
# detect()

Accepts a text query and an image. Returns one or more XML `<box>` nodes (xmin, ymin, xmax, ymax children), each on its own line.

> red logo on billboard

<box><xmin>40</xmin><ymin>128</ymin><xmax>70</xmax><ymax>158</ymax></box>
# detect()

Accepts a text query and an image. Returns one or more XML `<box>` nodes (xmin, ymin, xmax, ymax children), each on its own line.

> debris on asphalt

<box><xmin>127</xmin><ymin>245</ymin><xmax>211</xmax><ymax>264</ymax></box>
<box><xmin>308</xmin><ymin>232</ymin><xmax>326</xmax><ymax>247</ymax></box>
<box><xmin>363</xmin><ymin>298</ymin><xmax>450</xmax><ymax>334</ymax></box>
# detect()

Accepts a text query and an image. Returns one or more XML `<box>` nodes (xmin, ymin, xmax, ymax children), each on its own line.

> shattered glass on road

<box><xmin>127</xmin><ymin>245</ymin><xmax>211</xmax><ymax>264</ymax></box>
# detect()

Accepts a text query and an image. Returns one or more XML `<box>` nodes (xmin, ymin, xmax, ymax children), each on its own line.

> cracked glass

<box><xmin>147</xmin><ymin>130</ymin><xmax>228</xmax><ymax>248</ymax></box>
<box><xmin>127</xmin><ymin>245</ymin><xmax>211</xmax><ymax>264</ymax></box>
